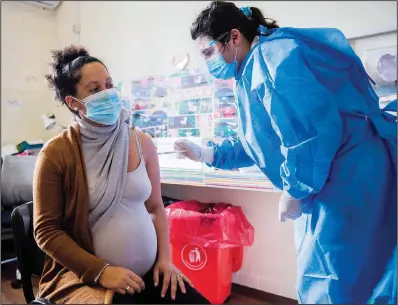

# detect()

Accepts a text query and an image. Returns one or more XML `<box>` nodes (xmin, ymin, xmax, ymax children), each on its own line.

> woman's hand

<box><xmin>99</xmin><ymin>266</ymin><xmax>145</xmax><ymax>296</ymax></box>
<box><xmin>153</xmin><ymin>259</ymin><xmax>193</xmax><ymax>300</ymax></box>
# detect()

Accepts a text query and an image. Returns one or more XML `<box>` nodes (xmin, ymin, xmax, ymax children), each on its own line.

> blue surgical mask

<box><xmin>77</xmin><ymin>88</ymin><xmax>122</xmax><ymax>125</ymax></box>
<box><xmin>206</xmin><ymin>47</ymin><xmax>238</xmax><ymax>80</ymax></box>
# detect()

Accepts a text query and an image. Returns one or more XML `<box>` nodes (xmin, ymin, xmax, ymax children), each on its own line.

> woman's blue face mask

<box><xmin>199</xmin><ymin>32</ymin><xmax>238</xmax><ymax>80</ymax></box>
<box><xmin>206</xmin><ymin>46</ymin><xmax>238</xmax><ymax>80</ymax></box>
<box><xmin>74</xmin><ymin>88</ymin><xmax>122</xmax><ymax>125</ymax></box>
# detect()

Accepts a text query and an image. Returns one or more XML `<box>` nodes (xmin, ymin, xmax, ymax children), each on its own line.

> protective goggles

<box><xmin>199</xmin><ymin>31</ymin><xmax>231</xmax><ymax>62</ymax></box>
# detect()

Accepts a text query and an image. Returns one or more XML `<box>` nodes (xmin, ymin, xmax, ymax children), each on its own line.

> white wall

<box><xmin>234</xmin><ymin>1</ymin><xmax>396</xmax><ymax>39</ymax></box>
<box><xmin>0</xmin><ymin>2</ymin><xmax>71</xmax><ymax>146</ymax></box>
<box><xmin>350</xmin><ymin>32</ymin><xmax>397</xmax><ymax>62</ymax></box>
<box><xmin>54</xmin><ymin>1</ymin><xmax>397</xmax><ymax>83</ymax></box>
<box><xmin>54</xmin><ymin>1</ymin><xmax>209</xmax><ymax>83</ymax></box>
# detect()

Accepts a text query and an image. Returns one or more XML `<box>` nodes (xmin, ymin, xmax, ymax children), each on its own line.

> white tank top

<box><xmin>92</xmin><ymin>130</ymin><xmax>158</xmax><ymax>276</ymax></box>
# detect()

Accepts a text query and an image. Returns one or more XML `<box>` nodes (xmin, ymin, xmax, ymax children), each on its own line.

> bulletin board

<box><xmin>117</xmin><ymin>69</ymin><xmax>276</xmax><ymax>192</ymax></box>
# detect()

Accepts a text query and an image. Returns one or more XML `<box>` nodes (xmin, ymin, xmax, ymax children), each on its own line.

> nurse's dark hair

<box><xmin>190</xmin><ymin>1</ymin><xmax>279</xmax><ymax>43</ymax></box>
<box><xmin>45</xmin><ymin>45</ymin><xmax>107</xmax><ymax>113</ymax></box>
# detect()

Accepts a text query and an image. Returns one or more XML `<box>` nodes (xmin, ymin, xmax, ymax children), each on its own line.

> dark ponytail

<box><xmin>191</xmin><ymin>1</ymin><xmax>279</xmax><ymax>44</ymax></box>
<box><xmin>249</xmin><ymin>7</ymin><xmax>279</xmax><ymax>32</ymax></box>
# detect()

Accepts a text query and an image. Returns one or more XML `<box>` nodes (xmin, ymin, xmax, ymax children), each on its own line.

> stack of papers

<box><xmin>204</xmin><ymin>169</ymin><xmax>276</xmax><ymax>191</ymax></box>
<box><xmin>160</xmin><ymin>168</ymin><xmax>205</xmax><ymax>185</ymax></box>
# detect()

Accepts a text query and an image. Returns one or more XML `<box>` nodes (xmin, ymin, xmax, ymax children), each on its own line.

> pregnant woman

<box><xmin>33</xmin><ymin>45</ymin><xmax>209</xmax><ymax>304</ymax></box>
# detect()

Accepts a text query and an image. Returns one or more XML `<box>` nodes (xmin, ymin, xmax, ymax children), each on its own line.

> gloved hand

<box><xmin>279</xmin><ymin>191</ymin><xmax>302</xmax><ymax>222</ymax></box>
<box><xmin>173</xmin><ymin>139</ymin><xmax>214</xmax><ymax>164</ymax></box>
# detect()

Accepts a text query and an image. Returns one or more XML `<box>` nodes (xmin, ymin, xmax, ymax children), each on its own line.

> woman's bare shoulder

<box><xmin>131</xmin><ymin>129</ymin><xmax>157</xmax><ymax>160</ymax></box>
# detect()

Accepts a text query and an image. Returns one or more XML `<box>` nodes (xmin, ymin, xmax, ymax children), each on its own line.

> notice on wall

<box><xmin>6</xmin><ymin>99</ymin><xmax>23</xmax><ymax>110</ymax></box>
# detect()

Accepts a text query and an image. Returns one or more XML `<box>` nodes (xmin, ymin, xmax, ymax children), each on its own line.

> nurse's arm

<box><xmin>258</xmin><ymin>45</ymin><xmax>343</xmax><ymax>200</ymax></box>
<box><xmin>207</xmin><ymin>138</ymin><xmax>255</xmax><ymax>170</ymax></box>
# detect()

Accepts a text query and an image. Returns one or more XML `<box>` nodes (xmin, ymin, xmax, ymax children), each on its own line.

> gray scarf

<box><xmin>76</xmin><ymin>110</ymin><xmax>130</xmax><ymax>233</ymax></box>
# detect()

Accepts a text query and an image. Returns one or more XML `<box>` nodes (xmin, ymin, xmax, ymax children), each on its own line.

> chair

<box><xmin>11</xmin><ymin>201</ymin><xmax>47</xmax><ymax>304</ymax></box>
<box><xmin>2</xmin><ymin>155</ymin><xmax>37</xmax><ymax>264</ymax></box>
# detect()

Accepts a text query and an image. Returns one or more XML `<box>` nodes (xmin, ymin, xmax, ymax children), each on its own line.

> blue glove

<box><xmin>279</xmin><ymin>191</ymin><xmax>302</xmax><ymax>222</ymax></box>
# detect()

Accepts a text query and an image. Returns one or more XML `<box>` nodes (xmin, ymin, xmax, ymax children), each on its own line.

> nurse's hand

<box><xmin>279</xmin><ymin>191</ymin><xmax>302</xmax><ymax>222</ymax></box>
<box><xmin>173</xmin><ymin>139</ymin><xmax>214</xmax><ymax>164</ymax></box>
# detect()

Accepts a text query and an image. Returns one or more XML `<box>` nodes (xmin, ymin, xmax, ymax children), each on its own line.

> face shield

<box><xmin>196</xmin><ymin>32</ymin><xmax>230</xmax><ymax>63</ymax></box>
<box><xmin>194</xmin><ymin>31</ymin><xmax>239</xmax><ymax>81</ymax></box>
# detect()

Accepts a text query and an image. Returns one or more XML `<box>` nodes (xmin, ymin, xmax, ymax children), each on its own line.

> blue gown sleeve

<box><xmin>255</xmin><ymin>40</ymin><xmax>343</xmax><ymax>199</ymax></box>
<box><xmin>206</xmin><ymin>138</ymin><xmax>254</xmax><ymax>170</ymax></box>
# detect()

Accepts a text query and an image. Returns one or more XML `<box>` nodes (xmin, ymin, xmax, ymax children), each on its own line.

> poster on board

<box><xmin>123</xmin><ymin>69</ymin><xmax>241</xmax><ymax>170</ymax></box>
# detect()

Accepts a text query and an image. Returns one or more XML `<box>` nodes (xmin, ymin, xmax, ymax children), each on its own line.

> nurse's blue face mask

<box><xmin>74</xmin><ymin>88</ymin><xmax>122</xmax><ymax>125</ymax></box>
<box><xmin>203</xmin><ymin>32</ymin><xmax>238</xmax><ymax>80</ymax></box>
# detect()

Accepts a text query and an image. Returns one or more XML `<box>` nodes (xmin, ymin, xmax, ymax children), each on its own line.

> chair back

<box><xmin>12</xmin><ymin>201</ymin><xmax>45</xmax><ymax>303</ymax></box>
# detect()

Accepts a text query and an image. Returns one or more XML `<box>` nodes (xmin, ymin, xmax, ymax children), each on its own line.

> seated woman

<box><xmin>33</xmin><ymin>45</ymin><xmax>209</xmax><ymax>304</ymax></box>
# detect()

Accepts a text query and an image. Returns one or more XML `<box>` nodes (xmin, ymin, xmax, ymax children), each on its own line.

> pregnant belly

<box><xmin>92</xmin><ymin>204</ymin><xmax>158</xmax><ymax>276</ymax></box>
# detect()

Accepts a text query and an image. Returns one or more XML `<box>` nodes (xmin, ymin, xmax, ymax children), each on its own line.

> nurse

<box><xmin>174</xmin><ymin>1</ymin><xmax>397</xmax><ymax>304</ymax></box>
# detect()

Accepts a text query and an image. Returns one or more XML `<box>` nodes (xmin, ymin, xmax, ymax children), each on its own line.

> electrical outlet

<box><xmin>73</xmin><ymin>24</ymin><xmax>81</xmax><ymax>34</ymax></box>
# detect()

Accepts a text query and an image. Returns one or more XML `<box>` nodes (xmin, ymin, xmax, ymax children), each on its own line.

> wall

<box><xmin>350</xmin><ymin>32</ymin><xmax>397</xmax><ymax>62</ymax></box>
<box><xmin>54</xmin><ymin>1</ymin><xmax>397</xmax><ymax>83</ymax></box>
<box><xmin>0</xmin><ymin>2</ymin><xmax>71</xmax><ymax>146</ymax></box>
<box><xmin>234</xmin><ymin>1</ymin><xmax>396</xmax><ymax>39</ymax></box>
<box><xmin>53</xmin><ymin>1</ymin><xmax>396</xmax><ymax>300</ymax></box>
<box><xmin>55</xmin><ymin>1</ymin><xmax>209</xmax><ymax>83</ymax></box>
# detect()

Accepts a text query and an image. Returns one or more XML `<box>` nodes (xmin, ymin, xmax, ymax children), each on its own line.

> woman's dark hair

<box><xmin>191</xmin><ymin>1</ymin><xmax>279</xmax><ymax>44</ymax></box>
<box><xmin>45</xmin><ymin>45</ymin><xmax>106</xmax><ymax>111</ymax></box>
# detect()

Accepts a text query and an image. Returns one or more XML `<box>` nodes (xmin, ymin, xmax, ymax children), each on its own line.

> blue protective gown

<box><xmin>207</xmin><ymin>27</ymin><xmax>397</xmax><ymax>304</ymax></box>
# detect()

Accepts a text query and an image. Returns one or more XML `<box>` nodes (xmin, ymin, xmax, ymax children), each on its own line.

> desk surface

<box><xmin>160</xmin><ymin>168</ymin><xmax>278</xmax><ymax>192</ymax></box>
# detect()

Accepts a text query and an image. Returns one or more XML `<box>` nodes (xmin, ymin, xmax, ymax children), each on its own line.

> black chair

<box><xmin>2</xmin><ymin>155</ymin><xmax>38</xmax><ymax>265</ymax></box>
<box><xmin>11</xmin><ymin>201</ymin><xmax>49</xmax><ymax>304</ymax></box>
